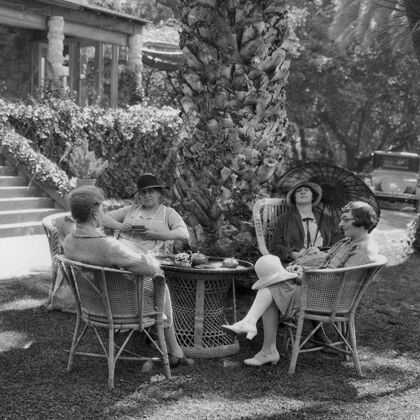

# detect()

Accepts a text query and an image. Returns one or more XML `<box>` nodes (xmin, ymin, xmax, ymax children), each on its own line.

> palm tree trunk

<box><xmin>174</xmin><ymin>0</ymin><xmax>290</xmax><ymax>258</ymax></box>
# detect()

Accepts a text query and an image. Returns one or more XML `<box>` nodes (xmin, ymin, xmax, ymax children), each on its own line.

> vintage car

<box><xmin>369</xmin><ymin>150</ymin><xmax>420</xmax><ymax>211</ymax></box>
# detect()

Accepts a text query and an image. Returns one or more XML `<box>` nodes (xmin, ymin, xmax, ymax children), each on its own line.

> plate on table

<box><xmin>193</xmin><ymin>264</ymin><xmax>216</xmax><ymax>270</ymax></box>
<box><xmin>156</xmin><ymin>255</ymin><xmax>175</xmax><ymax>266</ymax></box>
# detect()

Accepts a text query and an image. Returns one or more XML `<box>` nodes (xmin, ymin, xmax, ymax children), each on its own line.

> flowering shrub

<box><xmin>0</xmin><ymin>126</ymin><xmax>71</xmax><ymax>196</ymax></box>
<box><xmin>0</xmin><ymin>97</ymin><xmax>86</xmax><ymax>168</ymax></box>
<box><xmin>82</xmin><ymin>104</ymin><xmax>182</xmax><ymax>197</ymax></box>
<box><xmin>68</xmin><ymin>137</ymin><xmax>109</xmax><ymax>178</ymax></box>
<box><xmin>0</xmin><ymin>98</ymin><xmax>182</xmax><ymax>198</ymax></box>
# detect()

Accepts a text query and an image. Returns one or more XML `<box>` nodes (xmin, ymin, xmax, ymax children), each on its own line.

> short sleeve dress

<box><xmin>106</xmin><ymin>204</ymin><xmax>188</xmax><ymax>255</ymax></box>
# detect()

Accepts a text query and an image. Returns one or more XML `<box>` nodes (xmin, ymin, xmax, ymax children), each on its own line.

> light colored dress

<box><xmin>106</xmin><ymin>204</ymin><xmax>188</xmax><ymax>255</ymax></box>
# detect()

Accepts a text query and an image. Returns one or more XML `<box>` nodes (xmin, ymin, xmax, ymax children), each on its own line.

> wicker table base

<box><xmin>162</xmin><ymin>258</ymin><xmax>254</xmax><ymax>359</ymax></box>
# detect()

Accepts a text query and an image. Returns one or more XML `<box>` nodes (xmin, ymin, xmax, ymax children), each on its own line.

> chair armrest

<box><xmin>304</xmin><ymin>255</ymin><xmax>388</xmax><ymax>275</ymax></box>
<box><xmin>45</xmin><ymin>225</ymin><xmax>61</xmax><ymax>258</ymax></box>
<box><xmin>252</xmin><ymin>198</ymin><xmax>286</xmax><ymax>256</ymax></box>
<box><xmin>254</xmin><ymin>217</ymin><xmax>270</xmax><ymax>255</ymax></box>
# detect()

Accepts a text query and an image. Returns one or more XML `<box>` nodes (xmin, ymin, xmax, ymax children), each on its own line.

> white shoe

<box><xmin>221</xmin><ymin>320</ymin><xmax>257</xmax><ymax>340</ymax></box>
<box><xmin>244</xmin><ymin>350</ymin><xmax>280</xmax><ymax>366</ymax></box>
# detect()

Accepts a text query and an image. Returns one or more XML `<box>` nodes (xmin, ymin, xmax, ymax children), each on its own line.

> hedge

<box><xmin>0</xmin><ymin>98</ymin><xmax>182</xmax><ymax>198</ymax></box>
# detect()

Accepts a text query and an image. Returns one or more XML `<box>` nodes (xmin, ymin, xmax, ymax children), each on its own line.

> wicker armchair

<box><xmin>286</xmin><ymin>255</ymin><xmax>387</xmax><ymax>377</ymax></box>
<box><xmin>252</xmin><ymin>198</ymin><xmax>288</xmax><ymax>255</ymax></box>
<box><xmin>57</xmin><ymin>256</ymin><xmax>172</xmax><ymax>390</ymax></box>
<box><xmin>41</xmin><ymin>212</ymin><xmax>75</xmax><ymax>305</ymax></box>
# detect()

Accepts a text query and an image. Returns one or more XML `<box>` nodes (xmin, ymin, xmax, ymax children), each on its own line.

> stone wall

<box><xmin>0</xmin><ymin>26</ymin><xmax>33</xmax><ymax>99</ymax></box>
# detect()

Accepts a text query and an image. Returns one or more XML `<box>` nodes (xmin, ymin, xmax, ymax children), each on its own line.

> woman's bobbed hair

<box><xmin>342</xmin><ymin>201</ymin><xmax>379</xmax><ymax>233</ymax></box>
<box><xmin>68</xmin><ymin>186</ymin><xmax>105</xmax><ymax>223</ymax></box>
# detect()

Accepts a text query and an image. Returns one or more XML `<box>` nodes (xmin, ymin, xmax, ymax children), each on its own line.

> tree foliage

<box><xmin>86</xmin><ymin>0</ymin><xmax>176</xmax><ymax>23</ymax></box>
<box><xmin>331</xmin><ymin>0</ymin><xmax>420</xmax><ymax>63</ymax></box>
<box><xmin>287</xmin><ymin>0</ymin><xmax>420</xmax><ymax>171</ymax></box>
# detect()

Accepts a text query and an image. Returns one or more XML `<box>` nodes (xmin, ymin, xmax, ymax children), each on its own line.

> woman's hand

<box><xmin>119</xmin><ymin>222</ymin><xmax>133</xmax><ymax>232</ymax></box>
<box><xmin>305</xmin><ymin>246</ymin><xmax>321</xmax><ymax>256</ymax></box>
<box><xmin>134</xmin><ymin>227</ymin><xmax>163</xmax><ymax>240</ymax></box>
<box><xmin>291</xmin><ymin>249</ymin><xmax>306</xmax><ymax>260</ymax></box>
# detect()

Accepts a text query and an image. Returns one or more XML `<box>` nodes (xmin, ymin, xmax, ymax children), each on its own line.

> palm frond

<box><xmin>332</xmin><ymin>0</ymin><xmax>420</xmax><ymax>60</ymax></box>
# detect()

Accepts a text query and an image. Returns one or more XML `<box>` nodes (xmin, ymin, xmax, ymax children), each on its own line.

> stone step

<box><xmin>0</xmin><ymin>175</ymin><xmax>28</xmax><ymax>186</ymax></box>
<box><xmin>0</xmin><ymin>166</ymin><xmax>16</xmax><ymax>176</ymax></box>
<box><xmin>0</xmin><ymin>186</ymin><xmax>40</xmax><ymax>198</ymax></box>
<box><xmin>0</xmin><ymin>153</ymin><xmax>65</xmax><ymax>238</ymax></box>
<box><xmin>0</xmin><ymin>221</ymin><xmax>45</xmax><ymax>237</ymax></box>
<box><xmin>0</xmin><ymin>196</ymin><xmax>55</xmax><ymax>211</ymax></box>
<box><xmin>0</xmin><ymin>208</ymin><xmax>59</xmax><ymax>225</ymax></box>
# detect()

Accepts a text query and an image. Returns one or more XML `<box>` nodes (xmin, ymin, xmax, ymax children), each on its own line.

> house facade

<box><xmin>0</xmin><ymin>0</ymin><xmax>148</xmax><ymax>107</ymax></box>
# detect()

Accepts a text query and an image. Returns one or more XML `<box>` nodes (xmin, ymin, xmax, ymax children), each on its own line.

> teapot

<box><xmin>191</xmin><ymin>252</ymin><xmax>208</xmax><ymax>266</ymax></box>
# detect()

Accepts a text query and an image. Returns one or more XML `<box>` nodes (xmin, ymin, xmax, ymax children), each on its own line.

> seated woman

<box><xmin>270</xmin><ymin>180</ymin><xmax>343</xmax><ymax>342</ymax></box>
<box><xmin>222</xmin><ymin>201</ymin><xmax>379</xmax><ymax>366</ymax></box>
<box><xmin>63</xmin><ymin>185</ymin><xmax>192</xmax><ymax>367</ymax></box>
<box><xmin>102</xmin><ymin>173</ymin><xmax>189</xmax><ymax>256</ymax></box>
<box><xmin>272</xmin><ymin>181</ymin><xmax>342</xmax><ymax>262</ymax></box>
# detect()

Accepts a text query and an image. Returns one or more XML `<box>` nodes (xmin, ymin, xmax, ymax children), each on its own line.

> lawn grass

<box><xmin>1</xmin><ymin>210</ymin><xmax>420</xmax><ymax>419</ymax></box>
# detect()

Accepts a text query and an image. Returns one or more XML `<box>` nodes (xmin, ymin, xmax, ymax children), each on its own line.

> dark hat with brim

<box><xmin>286</xmin><ymin>181</ymin><xmax>322</xmax><ymax>207</ymax></box>
<box><xmin>134</xmin><ymin>173</ymin><xmax>167</xmax><ymax>195</ymax></box>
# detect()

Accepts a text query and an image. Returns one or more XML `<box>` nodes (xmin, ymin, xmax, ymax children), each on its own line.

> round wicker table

<box><xmin>159</xmin><ymin>257</ymin><xmax>254</xmax><ymax>359</ymax></box>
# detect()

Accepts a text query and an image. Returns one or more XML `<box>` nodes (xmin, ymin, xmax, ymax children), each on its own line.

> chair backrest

<box><xmin>253</xmin><ymin>198</ymin><xmax>288</xmax><ymax>255</ymax></box>
<box><xmin>57</xmin><ymin>256</ymin><xmax>165</xmax><ymax>328</ymax></box>
<box><xmin>42</xmin><ymin>212</ymin><xmax>74</xmax><ymax>257</ymax></box>
<box><xmin>301</xmin><ymin>255</ymin><xmax>388</xmax><ymax>318</ymax></box>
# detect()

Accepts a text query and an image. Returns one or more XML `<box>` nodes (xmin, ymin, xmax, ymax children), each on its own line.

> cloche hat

<box><xmin>135</xmin><ymin>173</ymin><xmax>166</xmax><ymax>194</ymax></box>
<box><xmin>252</xmin><ymin>255</ymin><xmax>298</xmax><ymax>290</ymax></box>
<box><xmin>285</xmin><ymin>181</ymin><xmax>322</xmax><ymax>207</ymax></box>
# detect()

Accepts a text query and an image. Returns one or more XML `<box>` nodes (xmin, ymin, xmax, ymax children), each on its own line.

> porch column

<box><xmin>47</xmin><ymin>16</ymin><xmax>66</xmax><ymax>84</ymax></box>
<box><xmin>127</xmin><ymin>31</ymin><xmax>143</xmax><ymax>94</ymax></box>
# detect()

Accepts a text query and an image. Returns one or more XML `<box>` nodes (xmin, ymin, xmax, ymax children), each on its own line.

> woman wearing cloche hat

<box><xmin>102</xmin><ymin>173</ymin><xmax>189</xmax><ymax>255</ymax></box>
<box><xmin>272</xmin><ymin>180</ymin><xmax>342</xmax><ymax>263</ymax></box>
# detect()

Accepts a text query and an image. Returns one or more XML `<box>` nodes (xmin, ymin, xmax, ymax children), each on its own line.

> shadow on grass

<box><xmin>357</xmin><ymin>251</ymin><xmax>420</xmax><ymax>360</ymax></box>
<box><xmin>100</xmin><ymin>345</ymin><xmax>420</xmax><ymax>420</ymax></box>
<box><xmin>0</xmin><ymin>273</ymin><xmax>51</xmax><ymax>305</ymax></box>
<box><xmin>0</xmin><ymin>304</ymin><xmax>174</xmax><ymax>419</ymax></box>
<box><xmin>1</xmin><ymin>246</ymin><xmax>420</xmax><ymax>419</ymax></box>
<box><xmin>1</xmin><ymin>302</ymin><xmax>419</xmax><ymax>420</ymax></box>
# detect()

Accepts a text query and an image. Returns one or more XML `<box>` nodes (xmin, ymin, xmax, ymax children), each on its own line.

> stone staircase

<box><xmin>0</xmin><ymin>154</ymin><xmax>63</xmax><ymax>237</ymax></box>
